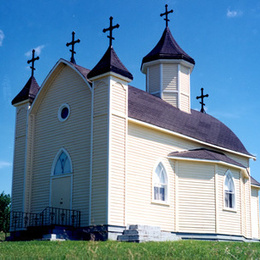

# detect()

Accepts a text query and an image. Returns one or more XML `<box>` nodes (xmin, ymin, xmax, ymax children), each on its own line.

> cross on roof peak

<box><xmin>27</xmin><ymin>49</ymin><xmax>40</xmax><ymax>77</ymax></box>
<box><xmin>196</xmin><ymin>88</ymin><xmax>209</xmax><ymax>113</ymax></box>
<box><xmin>160</xmin><ymin>4</ymin><xmax>174</xmax><ymax>28</ymax></box>
<box><xmin>66</xmin><ymin>31</ymin><xmax>80</xmax><ymax>64</ymax></box>
<box><xmin>103</xmin><ymin>16</ymin><xmax>120</xmax><ymax>47</ymax></box>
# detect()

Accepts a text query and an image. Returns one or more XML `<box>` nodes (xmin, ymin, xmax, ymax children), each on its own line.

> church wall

<box><xmin>31</xmin><ymin>65</ymin><xmax>91</xmax><ymax>226</ymax></box>
<box><xmin>179</xmin><ymin>65</ymin><xmax>190</xmax><ymax>113</ymax></box>
<box><xmin>127</xmin><ymin>121</ymin><xmax>199</xmax><ymax>231</ymax></box>
<box><xmin>12</xmin><ymin>104</ymin><xmax>28</xmax><ymax>212</ymax></box>
<box><xmin>162</xmin><ymin>64</ymin><xmax>178</xmax><ymax>91</ymax></box>
<box><xmin>148</xmin><ymin>64</ymin><xmax>160</xmax><ymax>94</ymax></box>
<box><xmin>217</xmin><ymin>166</ymin><xmax>242</xmax><ymax>236</ymax></box>
<box><xmin>177</xmin><ymin>161</ymin><xmax>216</xmax><ymax>233</ymax></box>
<box><xmin>251</xmin><ymin>188</ymin><xmax>259</xmax><ymax>238</ymax></box>
<box><xmin>92</xmin><ymin>79</ymin><xmax>109</xmax><ymax>225</ymax></box>
<box><xmin>109</xmin><ymin>80</ymin><xmax>127</xmax><ymax>226</ymax></box>
<box><xmin>245</xmin><ymin>178</ymin><xmax>252</xmax><ymax>237</ymax></box>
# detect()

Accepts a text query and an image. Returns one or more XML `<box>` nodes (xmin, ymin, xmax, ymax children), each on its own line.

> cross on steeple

<box><xmin>27</xmin><ymin>49</ymin><xmax>39</xmax><ymax>77</ymax></box>
<box><xmin>196</xmin><ymin>88</ymin><xmax>209</xmax><ymax>113</ymax></box>
<box><xmin>103</xmin><ymin>16</ymin><xmax>120</xmax><ymax>47</ymax></box>
<box><xmin>160</xmin><ymin>4</ymin><xmax>174</xmax><ymax>28</ymax></box>
<box><xmin>66</xmin><ymin>31</ymin><xmax>80</xmax><ymax>64</ymax></box>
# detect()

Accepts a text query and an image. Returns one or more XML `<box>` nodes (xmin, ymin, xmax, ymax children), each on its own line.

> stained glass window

<box><xmin>54</xmin><ymin>151</ymin><xmax>72</xmax><ymax>175</ymax></box>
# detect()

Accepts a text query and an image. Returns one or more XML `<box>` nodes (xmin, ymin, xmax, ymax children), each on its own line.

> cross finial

<box><xmin>160</xmin><ymin>4</ymin><xmax>174</xmax><ymax>28</ymax></box>
<box><xmin>103</xmin><ymin>16</ymin><xmax>120</xmax><ymax>47</ymax></box>
<box><xmin>66</xmin><ymin>31</ymin><xmax>80</xmax><ymax>64</ymax></box>
<box><xmin>196</xmin><ymin>88</ymin><xmax>209</xmax><ymax>113</ymax></box>
<box><xmin>27</xmin><ymin>49</ymin><xmax>40</xmax><ymax>77</ymax></box>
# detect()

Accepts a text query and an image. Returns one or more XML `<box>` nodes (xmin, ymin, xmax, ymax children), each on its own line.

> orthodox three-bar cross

<box><xmin>103</xmin><ymin>16</ymin><xmax>120</xmax><ymax>47</ymax></box>
<box><xmin>160</xmin><ymin>4</ymin><xmax>174</xmax><ymax>27</ymax></box>
<box><xmin>66</xmin><ymin>31</ymin><xmax>80</xmax><ymax>64</ymax></box>
<box><xmin>27</xmin><ymin>49</ymin><xmax>39</xmax><ymax>77</ymax></box>
<box><xmin>196</xmin><ymin>88</ymin><xmax>209</xmax><ymax>113</ymax></box>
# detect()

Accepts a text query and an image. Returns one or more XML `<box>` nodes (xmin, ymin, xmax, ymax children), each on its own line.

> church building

<box><xmin>10</xmin><ymin>6</ymin><xmax>260</xmax><ymax>241</ymax></box>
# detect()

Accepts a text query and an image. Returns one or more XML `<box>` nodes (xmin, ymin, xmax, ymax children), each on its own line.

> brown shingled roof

<box><xmin>251</xmin><ymin>176</ymin><xmax>260</xmax><ymax>187</ymax></box>
<box><xmin>141</xmin><ymin>27</ymin><xmax>195</xmax><ymax>69</ymax></box>
<box><xmin>88</xmin><ymin>46</ymin><xmax>133</xmax><ymax>80</ymax></box>
<box><xmin>12</xmin><ymin>76</ymin><xmax>40</xmax><ymax>105</ymax></box>
<box><xmin>168</xmin><ymin>148</ymin><xmax>246</xmax><ymax>168</ymax></box>
<box><xmin>128</xmin><ymin>86</ymin><xmax>251</xmax><ymax>156</ymax></box>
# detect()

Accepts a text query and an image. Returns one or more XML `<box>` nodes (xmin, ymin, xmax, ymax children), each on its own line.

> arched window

<box><xmin>224</xmin><ymin>171</ymin><xmax>235</xmax><ymax>209</ymax></box>
<box><xmin>153</xmin><ymin>162</ymin><xmax>168</xmax><ymax>202</ymax></box>
<box><xmin>52</xmin><ymin>149</ymin><xmax>72</xmax><ymax>176</ymax></box>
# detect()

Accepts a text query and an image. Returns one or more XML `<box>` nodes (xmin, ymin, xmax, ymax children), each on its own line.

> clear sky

<box><xmin>1</xmin><ymin>0</ymin><xmax>260</xmax><ymax>195</ymax></box>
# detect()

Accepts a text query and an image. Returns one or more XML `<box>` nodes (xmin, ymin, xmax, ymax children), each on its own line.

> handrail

<box><xmin>10</xmin><ymin>207</ymin><xmax>81</xmax><ymax>231</ymax></box>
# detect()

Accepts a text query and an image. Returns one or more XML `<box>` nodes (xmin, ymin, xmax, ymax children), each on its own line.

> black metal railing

<box><xmin>10</xmin><ymin>207</ymin><xmax>81</xmax><ymax>231</ymax></box>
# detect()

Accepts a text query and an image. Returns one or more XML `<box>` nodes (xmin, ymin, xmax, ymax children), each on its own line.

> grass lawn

<box><xmin>0</xmin><ymin>240</ymin><xmax>260</xmax><ymax>259</ymax></box>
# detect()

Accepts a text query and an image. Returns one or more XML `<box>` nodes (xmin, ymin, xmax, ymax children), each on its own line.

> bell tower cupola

<box><xmin>141</xmin><ymin>5</ymin><xmax>195</xmax><ymax>113</ymax></box>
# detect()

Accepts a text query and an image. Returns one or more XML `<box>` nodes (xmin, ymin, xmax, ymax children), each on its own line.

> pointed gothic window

<box><xmin>224</xmin><ymin>171</ymin><xmax>235</xmax><ymax>209</ymax></box>
<box><xmin>53</xmin><ymin>149</ymin><xmax>72</xmax><ymax>175</ymax></box>
<box><xmin>153</xmin><ymin>162</ymin><xmax>168</xmax><ymax>202</ymax></box>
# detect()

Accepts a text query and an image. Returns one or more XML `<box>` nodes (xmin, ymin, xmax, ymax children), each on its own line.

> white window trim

<box><xmin>58</xmin><ymin>103</ymin><xmax>70</xmax><ymax>122</ymax></box>
<box><xmin>51</xmin><ymin>148</ymin><xmax>73</xmax><ymax>177</ymax></box>
<box><xmin>152</xmin><ymin>161</ymin><xmax>169</xmax><ymax>205</ymax></box>
<box><xmin>223</xmin><ymin>169</ymin><xmax>236</xmax><ymax>212</ymax></box>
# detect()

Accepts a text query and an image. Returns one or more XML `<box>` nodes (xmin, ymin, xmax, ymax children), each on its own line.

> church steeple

<box><xmin>88</xmin><ymin>16</ymin><xmax>133</xmax><ymax>81</ymax></box>
<box><xmin>12</xmin><ymin>50</ymin><xmax>40</xmax><ymax>106</ymax></box>
<box><xmin>141</xmin><ymin>5</ymin><xmax>195</xmax><ymax>113</ymax></box>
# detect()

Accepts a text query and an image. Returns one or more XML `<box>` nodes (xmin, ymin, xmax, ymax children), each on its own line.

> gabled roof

<box><xmin>12</xmin><ymin>76</ymin><xmax>40</xmax><ymax>105</ymax></box>
<box><xmin>168</xmin><ymin>148</ymin><xmax>246</xmax><ymax>168</ymax></box>
<box><xmin>128</xmin><ymin>86</ymin><xmax>251</xmax><ymax>157</ymax></box>
<box><xmin>88</xmin><ymin>46</ymin><xmax>133</xmax><ymax>80</ymax></box>
<box><xmin>141</xmin><ymin>27</ymin><xmax>195</xmax><ymax>68</ymax></box>
<box><xmin>69</xmin><ymin>61</ymin><xmax>92</xmax><ymax>85</ymax></box>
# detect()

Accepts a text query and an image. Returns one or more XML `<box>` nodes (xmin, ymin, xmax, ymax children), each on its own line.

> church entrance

<box><xmin>51</xmin><ymin>176</ymin><xmax>72</xmax><ymax>209</ymax></box>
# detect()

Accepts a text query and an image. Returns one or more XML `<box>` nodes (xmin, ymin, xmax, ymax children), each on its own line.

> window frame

<box><xmin>152</xmin><ymin>161</ymin><xmax>169</xmax><ymax>205</ymax></box>
<box><xmin>51</xmin><ymin>148</ymin><xmax>73</xmax><ymax>177</ymax></box>
<box><xmin>223</xmin><ymin>170</ymin><xmax>236</xmax><ymax>212</ymax></box>
<box><xmin>58</xmin><ymin>103</ymin><xmax>70</xmax><ymax>122</ymax></box>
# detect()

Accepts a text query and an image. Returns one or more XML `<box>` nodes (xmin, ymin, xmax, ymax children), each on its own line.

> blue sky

<box><xmin>1</xmin><ymin>0</ymin><xmax>260</xmax><ymax>195</ymax></box>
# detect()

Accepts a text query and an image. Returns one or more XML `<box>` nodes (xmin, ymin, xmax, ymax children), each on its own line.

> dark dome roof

<box><xmin>128</xmin><ymin>86</ymin><xmax>251</xmax><ymax>156</ymax></box>
<box><xmin>88</xmin><ymin>46</ymin><xmax>133</xmax><ymax>80</ymax></box>
<box><xmin>12</xmin><ymin>76</ymin><xmax>40</xmax><ymax>105</ymax></box>
<box><xmin>142</xmin><ymin>27</ymin><xmax>195</xmax><ymax>68</ymax></box>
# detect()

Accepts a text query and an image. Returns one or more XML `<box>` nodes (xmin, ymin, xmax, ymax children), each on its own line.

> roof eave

<box><xmin>141</xmin><ymin>58</ymin><xmax>195</xmax><ymax>74</ymax></box>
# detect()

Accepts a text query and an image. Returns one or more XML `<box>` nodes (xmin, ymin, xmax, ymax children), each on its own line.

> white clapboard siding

<box><xmin>109</xmin><ymin>81</ymin><xmax>127</xmax><ymax>226</ymax></box>
<box><xmin>245</xmin><ymin>178</ymin><xmax>252</xmax><ymax>237</ymax></box>
<box><xmin>162</xmin><ymin>64</ymin><xmax>178</xmax><ymax>91</ymax></box>
<box><xmin>162</xmin><ymin>92</ymin><xmax>178</xmax><ymax>107</ymax></box>
<box><xmin>251</xmin><ymin>188</ymin><xmax>259</xmax><ymax>238</ymax></box>
<box><xmin>127</xmin><ymin>122</ymin><xmax>200</xmax><ymax>231</ymax></box>
<box><xmin>91</xmin><ymin>79</ymin><xmax>109</xmax><ymax>225</ymax></box>
<box><xmin>180</xmin><ymin>65</ymin><xmax>190</xmax><ymax>95</ymax></box>
<box><xmin>31</xmin><ymin>65</ymin><xmax>91</xmax><ymax>226</ymax></box>
<box><xmin>23</xmin><ymin>114</ymin><xmax>35</xmax><ymax>213</ymax></box>
<box><xmin>12</xmin><ymin>105</ymin><xmax>28</xmax><ymax>212</ymax></box>
<box><xmin>217</xmin><ymin>166</ymin><xmax>241</xmax><ymax>235</ymax></box>
<box><xmin>180</xmin><ymin>93</ymin><xmax>190</xmax><ymax>113</ymax></box>
<box><xmin>148</xmin><ymin>64</ymin><xmax>160</xmax><ymax>94</ymax></box>
<box><xmin>178</xmin><ymin>161</ymin><xmax>215</xmax><ymax>233</ymax></box>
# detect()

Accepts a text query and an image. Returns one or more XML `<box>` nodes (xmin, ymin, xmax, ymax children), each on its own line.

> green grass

<box><xmin>0</xmin><ymin>240</ymin><xmax>260</xmax><ymax>259</ymax></box>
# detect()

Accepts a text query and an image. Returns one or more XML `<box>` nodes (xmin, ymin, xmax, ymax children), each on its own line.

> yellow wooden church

<box><xmin>10</xmin><ymin>6</ymin><xmax>260</xmax><ymax>241</ymax></box>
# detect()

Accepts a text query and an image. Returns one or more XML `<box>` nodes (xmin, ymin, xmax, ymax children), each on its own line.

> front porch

<box><xmin>10</xmin><ymin>207</ymin><xmax>81</xmax><ymax>241</ymax></box>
